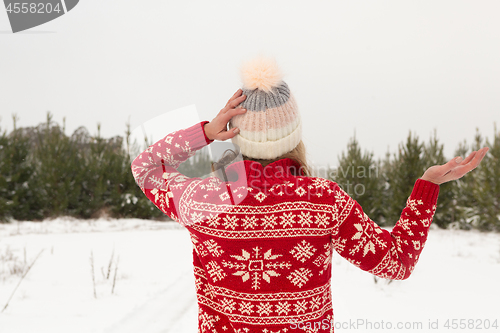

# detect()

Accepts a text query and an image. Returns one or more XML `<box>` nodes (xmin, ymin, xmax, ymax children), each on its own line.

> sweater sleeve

<box><xmin>330</xmin><ymin>179</ymin><xmax>439</xmax><ymax>280</ymax></box>
<box><xmin>131</xmin><ymin>121</ymin><xmax>213</xmax><ymax>225</ymax></box>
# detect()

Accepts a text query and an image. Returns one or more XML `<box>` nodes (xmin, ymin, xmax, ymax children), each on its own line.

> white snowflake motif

<box><xmin>290</xmin><ymin>240</ymin><xmax>317</xmax><ymax>263</ymax></box>
<box><xmin>293</xmin><ymin>300</ymin><xmax>308</xmax><ymax>314</ymax></box>
<box><xmin>222</xmin><ymin>247</ymin><xmax>291</xmax><ymax>290</ymax></box>
<box><xmin>206</xmin><ymin>261</ymin><xmax>226</xmax><ymax>282</ymax></box>
<box><xmin>222</xmin><ymin>215</ymin><xmax>239</xmax><ymax>230</ymax></box>
<box><xmin>256</xmin><ymin>302</ymin><xmax>273</xmax><ymax>316</ymax></box>
<box><xmin>309</xmin><ymin>296</ymin><xmax>322</xmax><ymax>311</ymax></box>
<box><xmin>298</xmin><ymin>211</ymin><xmax>313</xmax><ymax>227</ymax></box>
<box><xmin>203</xmin><ymin>239</ymin><xmax>224</xmax><ymax>257</ymax></box>
<box><xmin>190</xmin><ymin>234</ymin><xmax>208</xmax><ymax>257</ymax></box>
<box><xmin>206</xmin><ymin>214</ymin><xmax>221</xmax><ymax>228</ymax></box>
<box><xmin>406</xmin><ymin>198</ymin><xmax>424</xmax><ymax>216</ymax></box>
<box><xmin>287</xmin><ymin>268</ymin><xmax>313</xmax><ymax>288</ymax></box>
<box><xmin>275</xmin><ymin>301</ymin><xmax>291</xmax><ymax>315</ymax></box>
<box><xmin>314</xmin><ymin>213</ymin><xmax>329</xmax><ymax>228</ymax></box>
<box><xmin>295</xmin><ymin>186</ymin><xmax>307</xmax><ymax>197</ymax></box>
<box><xmin>190</xmin><ymin>212</ymin><xmax>205</xmax><ymax>224</ymax></box>
<box><xmin>311</xmin><ymin>178</ymin><xmax>331</xmax><ymax>190</ymax></box>
<box><xmin>199</xmin><ymin>307</ymin><xmax>220</xmax><ymax>332</ymax></box>
<box><xmin>254</xmin><ymin>192</ymin><xmax>267</xmax><ymax>202</ymax></box>
<box><xmin>334</xmin><ymin>189</ymin><xmax>347</xmax><ymax>205</ymax></box>
<box><xmin>239</xmin><ymin>301</ymin><xmax>254</xmax><ymax>315</ymax></box>
<box><xmin>261</xmin><ymin>215</ymin><xmax>278</xmax><ymax>229</ymax></box>
<box><xmin>348</xmin><ymin>208</ymin><xmax>386</xmax><ymax>257</ymax></box>
<box><xmin>242</xmin><ymin>215</ymin><xmax>259</xmax><ymax>229</ymax></box>
<box><xmin>221</xmin><ymin>298</ymin><xmax>237</xmax><ymax>313</ymax></box>
<box><xmin>280</xmin><ymin>212</ymin><xmax>295</xmax><ymax>228</ymax></box>
<box><xmin>202</xmin><ymin>283</ymin><xmax>216</xmax><ymax>299</ymax></box>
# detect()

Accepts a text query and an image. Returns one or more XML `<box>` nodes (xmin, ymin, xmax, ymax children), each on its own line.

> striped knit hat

<box><xmin>229</xmin><ymin>57</ymin><xmax>302</xmax><ymax>160</ymax></box>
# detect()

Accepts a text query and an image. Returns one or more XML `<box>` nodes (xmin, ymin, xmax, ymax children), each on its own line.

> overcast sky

<box><xmin>1</xmin><ymin>1</ymin><xmax>499</xmax><ymax>167</ymax></box>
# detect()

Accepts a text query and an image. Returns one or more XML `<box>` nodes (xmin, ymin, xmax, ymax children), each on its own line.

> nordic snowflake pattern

<box><xmin>131</xmin><ymin>122</ymin><xmax>440</xmax><ymax>333</ymax></box>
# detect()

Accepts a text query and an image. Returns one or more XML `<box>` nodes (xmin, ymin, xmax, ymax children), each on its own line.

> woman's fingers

<box><xmin>224</xmin><ymin>95</ymin><xmax>246</xmax><ymax>113</ymax></box>
<box><xmin>225</xmin><ymin>89</ymin><xmax>241</xmax><ymax>107</ymax></box>
<box><xmin>214</xmin><ymin>107</ymin><xmax>246</xmax><ymax>129</ymax></box>
<box><xmin>462</xmin><ymin>147</ymin><xmax>488</xmax><ymax>172</ymax></box>
<box><xmin>225</xmin><ymin>89</ymin><xmax>244</xmax><ymax>109</ymax></box>
<box><xmin>444</xmin><ymin>147</ymin><xmax>489</xmax><ymax>182</ymax></box>
<box><xmin>208</xmin><ymin>91</ymin><xmax>247</xmax><ymax>141</ymax></box>
<box><xmin>421</xmin><ymin>147</ymin><xmax>489</xmax><ymax>185</ymax></box>
<box><xmin>216</xmin><ymin>127</ymin><xmax>240</xmax><ymax>141</ymax></box>
<box><xmin>221</xmin><ymin>106</ymin><xmax>247</xmax><ymax>122</ymax></box>
<box><xmin>212</xmin><ymin>108</ymin><xmax>246</xmax><ymax>142</ymax></box>
<box><xmin>459</xmin><ymin>151</ymin><xmax>477</xmax><ymax>166</ymax></box>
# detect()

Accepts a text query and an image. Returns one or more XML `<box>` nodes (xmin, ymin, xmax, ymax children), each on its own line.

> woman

<box><xmin>131</xmin><ymin>58</ymin><xmax>488</xmax><ymax>333</ymax></box>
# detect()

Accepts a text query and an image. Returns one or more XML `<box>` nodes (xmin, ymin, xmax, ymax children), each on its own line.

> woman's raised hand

<box><xmin>420</xmin><ymin>147</ymin><xmax>489</xmax><ymax>185</ymax></box>
<box><xmin>204</xmin><ymin>89</ymin><xmax>247</xmax><ymax>141</ymax></box>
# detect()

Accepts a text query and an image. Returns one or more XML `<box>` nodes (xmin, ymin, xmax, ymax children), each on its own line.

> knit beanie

<box><xmin>229</xmin><ymin>57</ymin><xmax>302</xmax><ymax>160</ymax></box>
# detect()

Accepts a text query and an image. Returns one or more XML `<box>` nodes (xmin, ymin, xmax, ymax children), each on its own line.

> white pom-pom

<box><xmin>240</xmin><ymin>57</ymin><xmax>283</xmax><ymax>92</ymax></box>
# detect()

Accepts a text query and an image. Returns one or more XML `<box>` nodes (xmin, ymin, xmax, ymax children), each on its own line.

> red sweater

<box><xmin>131</xmin><ymin>121</ymin><xmax>439</xmax><ymax>333</ymax></box>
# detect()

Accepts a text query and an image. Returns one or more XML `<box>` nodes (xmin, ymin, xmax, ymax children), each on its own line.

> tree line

<box><xmin>0</xmin><ymin>113</ymin><xmax>164</xmax><ymax>221</ymax></box>
<box><xmin>0</xmin><ymin>114</ymin><xmax>498</xmax><ymax>231</ymax></box>
<box><xmin>328</xmin><ymin>128</ymin><xmax>499</xmax><ymax>231</ymax></box>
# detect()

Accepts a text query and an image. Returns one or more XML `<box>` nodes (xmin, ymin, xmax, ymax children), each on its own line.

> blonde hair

<box><xmin>212</xmin><ymin>140</ymin><xmax>311</xmax><ymax>179</ymax></box>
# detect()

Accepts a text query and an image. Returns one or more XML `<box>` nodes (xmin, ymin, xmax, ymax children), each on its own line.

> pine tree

<box><xmin>0</xmin><ymin>116</ymin><xmax>43</xmax><ymax>221</ymax></box>
<box><xmin>451</xmin><ymin>129</ymin><xmax>499</xmax><ymax>230</ymax></box>
<box><xmin>115</xmin><ymin>122</ymin><xmax>165</xmax><ymax>219</ymax></box>
<box><xmin>0</xmin><ymin>123</ymin><xmax>10</xmax><ymax>221</ymax></box>
<box><xmin>379</xmin><ymin>148</ymin><xmax>393</xmax><ymax>226</ymax></box>
<box><xmin>31</xmin><ymin>112</ymin><xmax>82</xmax><ymax>218</ymax></box>
<box><xmin>470</xmin><ymin>126</ymin><xmax>500</xmax><ymax>231</ymax></box>
<box><xmin>384</xmin><ymin>132</ymin><xmax>426</xmax><ymax>226</ymax></box>
<box><xmin>330</xmin><ymin>134</ymin><xmax>384</xmax><ymax>223</ymax></box>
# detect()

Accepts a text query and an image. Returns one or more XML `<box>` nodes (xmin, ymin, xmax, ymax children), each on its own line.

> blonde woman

<box><xmin>132</xmin><ymin>58</ymin><xmax>488</xmax><ymax>333</ymax></box>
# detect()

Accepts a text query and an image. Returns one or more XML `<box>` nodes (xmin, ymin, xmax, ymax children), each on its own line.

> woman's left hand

<box><xmin>204</xmin><ymin>89</ymin><xmax>247</xmax><ymax>141</ymax></box>
<box><xmin>420</xmin><ymin>147</ymin><xmax>489</xmax><ymax>185</ymax></box>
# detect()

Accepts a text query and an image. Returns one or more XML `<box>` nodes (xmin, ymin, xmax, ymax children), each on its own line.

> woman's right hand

<box><xmin>204</xmin><ymin>89</ymin><xmax>247</xmax><ymax>141</ymax></box>
<box><xmin>420</xmin><ymin>147</ymin><xmax>489</xmax><ymax>185</ymax></box>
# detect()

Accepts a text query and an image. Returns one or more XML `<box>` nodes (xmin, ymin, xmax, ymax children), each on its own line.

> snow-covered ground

<box><xmin>0</xmin><ymin>218</ymin><xmax>499</xmax><ymax>333</ymax></box>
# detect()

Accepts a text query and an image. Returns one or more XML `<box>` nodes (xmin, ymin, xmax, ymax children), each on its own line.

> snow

<box><xmin>0</xmin><ymin>218</ymin><xmax>499</xmax><ymax>333</ymax></box>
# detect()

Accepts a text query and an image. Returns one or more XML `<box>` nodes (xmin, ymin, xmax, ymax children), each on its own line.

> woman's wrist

<box><xmin>419</xmin><ymin>176</ymin><xmax>440</xmax><ymax>185</ymax></box>
<box><xmin>204</xmin><ymin>122</ymin><xmax>214</xmax><ymax>141</ymax></box>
